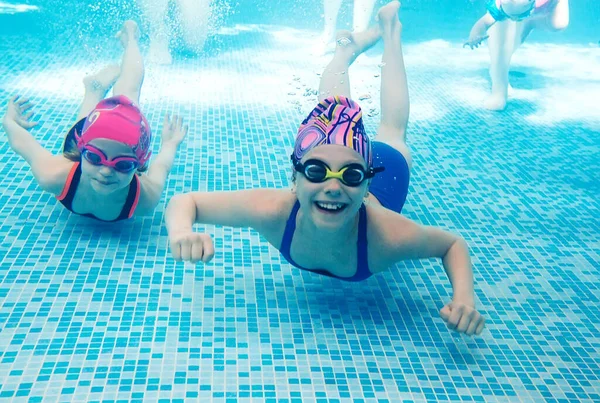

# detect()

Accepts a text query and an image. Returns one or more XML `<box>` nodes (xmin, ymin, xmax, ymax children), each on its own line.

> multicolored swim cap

<box><xmin>76</xmin><ymin>95</ymin><xmax>152</xmax><ymax>167</ymax></box>
<box><xmin>292</xmin><ymin>96</ymin><xmax>371</xmax><ymax>167</ymax></box>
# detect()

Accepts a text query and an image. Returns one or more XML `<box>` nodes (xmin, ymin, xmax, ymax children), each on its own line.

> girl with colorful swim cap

<box><xmin>464</xmin><ymin>0</ymin><xmax>570</xmax><ymax>110</ymax></box>
<box><xmin>2</xmin><ymin>21</ymin><xmax>187</xmax><ymax>222</ymax></box>
<box><xmin>165</xmin><ymin>2</ymin><xmax>485</xmax><ymax>336</ymax></box>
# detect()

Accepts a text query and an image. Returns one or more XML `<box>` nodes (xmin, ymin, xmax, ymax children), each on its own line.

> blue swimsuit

<box><xmin>279</xmin><ymin>141</ymin><xmax>411</xmax><ymax>281</ymax></box>
<box><xmin>280</xmin><ymin>202</ymin><xmax>372</xmax><ymax>281</ymax></box>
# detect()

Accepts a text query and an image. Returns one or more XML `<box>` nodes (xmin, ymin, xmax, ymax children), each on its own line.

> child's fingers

<box><xmin>475</xmin><ymin>319</ymin><xmax>485</xmax><ymax>335</ymax></box>
<box><xmin>170</xmin><ymin>240</ymin><xmax>182</xmax><ymax>261</ymax></box>
<box><xmin>21</xmin><ymin>102</ymin><xmax>34</xmax><ymax>113</ymax></box>
<box><xmin>455</xmin><ymin>311</ymin><xmax>473</xmax><ymax>333</ymax></box>
<box><xmin>465</xmin><ymin>313</ymin><xmax>482</xmax><ymax>335</ymax></box>
<box><xmin>188</xmin><ymin>240</ymin><xmax>201</xmax><ymax>264</ymax></box>
<box><xmin>439</xmin><ymin>304</ymin><xmax>451</xmax><ymax>321</ymax></box>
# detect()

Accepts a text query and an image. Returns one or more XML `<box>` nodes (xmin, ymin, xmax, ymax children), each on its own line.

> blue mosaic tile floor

<box><xmin>1</xmin><ymin>19</ymin><xmax>599</xmax><ymax>403</ymax></box>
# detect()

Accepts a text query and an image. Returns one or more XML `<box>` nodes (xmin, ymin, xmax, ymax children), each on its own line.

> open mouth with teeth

<box><xmin>314</xmin><ymin>201</ymin><xmax>347</xmax><ymax>213</ymax></box>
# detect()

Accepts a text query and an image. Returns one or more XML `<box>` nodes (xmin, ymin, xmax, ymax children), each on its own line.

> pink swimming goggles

<box><xmin>76</xmin><ymin>95</ymin><xmax>152</xmax><ymax>168</ymax></box>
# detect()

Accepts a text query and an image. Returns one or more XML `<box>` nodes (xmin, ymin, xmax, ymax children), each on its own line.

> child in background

<box><xmin>464</xmin><ymin>0</ymin><xmax>569</xmax><ymax>110</ymax></box>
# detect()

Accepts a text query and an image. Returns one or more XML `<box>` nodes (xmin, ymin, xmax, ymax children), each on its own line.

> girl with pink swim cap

<box><xmin>2</xmin><ymin>21</ymin><xmax>187</xmax><ymax>222</ymax></box>
<box><xmin>165</xmin><ymin>2</ymin><xmax>485</xmax><ymax>337</ymax></box>
<box><xmin>464</xmin><ymin>0</ymin><xmax>570</xmax><ymax>110</ymax></box>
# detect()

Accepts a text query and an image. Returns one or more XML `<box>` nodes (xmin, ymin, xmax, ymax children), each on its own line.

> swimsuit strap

<box><xmin>119</xmin><ymin>174</ymin><xmax>141</xmax><ymax>220</ymax></box>
<box><xmin>56</xmin><ymin>162</ymin><xmax>81</xmax><ymax>208</ymax></box>
<box><xmin>280</xmin><ymin>199</ymin><xmax>301</xmax><ymax>262</ymax></box>
<box><xmin>354</xmin><ymin>204</ymin><xmax>372</xmax><ymax>281</ymax></box>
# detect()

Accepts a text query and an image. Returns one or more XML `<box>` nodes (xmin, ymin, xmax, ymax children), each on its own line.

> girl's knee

<box><xmin>550</xmin><ymin>18</ymin><xmax>569</xmax><ymax>31</ymax></box>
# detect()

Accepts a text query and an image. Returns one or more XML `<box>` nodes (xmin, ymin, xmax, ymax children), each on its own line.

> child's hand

<box><xmin>440</xmin><ymin>301</ymin><xmax>485</xmax><ymax>336</ymax></box>
<box><xmin>3</xmin><ymin>96</ymin><xmax>39</xmax><ymax>129</ymax></box>
<box><xmin>160</xmin><ymin>114</ymin><xmax>188</xmax><ymax>147</ymax></box>
<box><xmin>169</xmin><ymin>230</ymin><xmax>215</xmax><ymax>264</ymax></box>
<box><xmin>463</xmin><ymin>34</ymin><xmax>489</xmax><ymax>49</ymax></box>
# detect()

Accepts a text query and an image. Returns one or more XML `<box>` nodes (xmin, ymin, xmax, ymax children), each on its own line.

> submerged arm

<box><xmin>2</xmin><ymin>96</ymin><xmax>70</xmax><ymax>193</ymax></box>
<box><xmin>137</xmin><ymin>114</ymin><xmax>187</xmax><ymax>212</ymax></box>
<box><xmin>386</xmin><ymin>216</ymin><xmax>484</xmax><ymax>335</ymax></box>
<box><xmin>165</xmin><ymin>189</ymin><xmax>284</xmax><ymax>263</ymax></box>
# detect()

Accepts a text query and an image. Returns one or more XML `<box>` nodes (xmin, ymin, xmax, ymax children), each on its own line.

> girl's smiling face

<box><xmin>294</xmin><ymin>144</ymin><xmax>370</xmax><ymax>231</ymax></box>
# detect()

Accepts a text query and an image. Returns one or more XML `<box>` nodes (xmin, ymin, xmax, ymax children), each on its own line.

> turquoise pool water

<box><xmin>0</xmin><ymin>0</ymin><xmax>599</xmax><ymax>401</ymax></box>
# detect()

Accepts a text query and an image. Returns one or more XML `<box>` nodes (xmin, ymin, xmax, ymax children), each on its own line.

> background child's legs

<box><xmin>76</xmin><ymin>65</ymin><xmax>120</xmax><ymax>121</ymax></box>
<box><xmin>352</xmin><ymin>0</ymin><xmax>377</xmax><ymax>32</ymax></box>
<box><xmin>375</xmin><ymin>2</ymin><xmax>412</xmax><ymax>169</ymax></box>
<box><xmin>548</xmin><ymin>0</ymin><xmax>569</xmax><ymax>30</ymax></box>
<box><xmin>486</xmin><ymin>20</ymin><xmax>524</xmax><ymax>111</ymax></box>
<box><xmin>528</xmin><ymin>0</ymin><xmax>570</xmax><ymax>32</ymax></box>
<box><xmin>318</xmin><ymin>27</ymin><xmax>380</xmax><ymax>102</ymax></box>
<box><xmin>112</xmin><ymin>21</ymin><xmax>145</xmax><ymax>105</ymax></box>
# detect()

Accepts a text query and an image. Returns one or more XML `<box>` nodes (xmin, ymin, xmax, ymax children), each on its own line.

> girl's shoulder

<box><xmin>255</xmin><ymin>188</ymin><xmax>297</xmax><ymax>226</ymax></box>
<box><xmin>252</xmin><ymin>189</ymin><xmax>297</xmax><ymax>246</ymax></box>
<box><xmin>38</xmin><ymin>156</ymin><xmax>78</xmax><ymax>195</ymax></box>
<box><xmin>364</xmin><ymin>204</ymin><xmax>418</xmax><ymax>270</ymax></box>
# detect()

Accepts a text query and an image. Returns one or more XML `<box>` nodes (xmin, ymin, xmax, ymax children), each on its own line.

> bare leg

<box><xmin>77</xmin><ymin>65</ymin><xmax>121</xmax><ymax>121</ymax></box>
<box><xmin>548</xmin><ymin>0</ymin><xmax>569</xmax><ymax>30</ymax></box>
<box><xmin>113</xmin><ymin>21</ymin><xmax>145</xmax><ymax>105</ymax></box>
<box><xmin>137</xmin><ymin>0</ymin><xmax>172</xmax><ymax>64</ymax></box>
<box><xmin>352</xmin><ymin>0</ymin><xmax>377</xmax><ymax>32</ymax></box>
<box><xmin>177</xmin><ymin>0</ymin><xmax>212</xmax><ymax>53</ymax></box>
<box><xmin>375</xmin><ymin>1</ymin><xmax>412</xmax><ymax>168</ymax></box>
<box><xmin>318</xmin><ymin>27</ymin><xmax>381</xmax><ymax>101</ymax></box>
<box><xmin>485</xmin><ymin>20</ymin><xmax>520</xmax><ymax>111</ymax></box>
<box><xmin>526</xmin><ymin>0</ymin><xmax>569</xmax><ymax>33</ymax></box>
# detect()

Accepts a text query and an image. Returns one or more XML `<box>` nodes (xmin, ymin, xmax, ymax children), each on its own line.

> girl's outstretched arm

<box><xmin>2</xmin><ymin>96</ymin><xmax>72</xmax><ymax>194</ymax></box>
<box><xmin>138</xmin><ymin>114</ymin><xmax>187</xmax><ymax>212</ymax></box>
<box><xmin>165</xmin><ymin>189</ymin><xmax>287</xmax><ymax>263</ymax></box>
<box><xmin>382</xmin><ymin>214</ymin><xmax>485</xmax><ymax>335</ymax></box>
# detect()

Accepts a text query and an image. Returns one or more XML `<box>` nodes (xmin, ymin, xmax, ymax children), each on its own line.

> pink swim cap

<box><xmin>292</xmin><ymin>96</ymin><xmax>371</xmax><ymax>167</ymax></box>
<box><xmin>76</xmin><ymin>95</ymin><xmax>152</xmax><ymax>167</ymax></box>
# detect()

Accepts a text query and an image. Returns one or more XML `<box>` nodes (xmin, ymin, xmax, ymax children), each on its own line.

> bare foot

<box><xmin>83</xmin><ymin>64</ymin><xmax>120</xmax><ymax>95</ymax></box>
<box><xmin>334</xmin><ymin>27</ymin><xmax>381</xmax><ymax>64</ymax></box>
<box><xmin>484</xmin><ymin>93</ymin><xmax>507</xmax><ymax>111</ymax></box>
<box><xmin>116</xmin><ymin>20</ymin><xmax>140</xmax><ymax>48</ymax></box>
<box><xmin>377</xmin><ymin>1</ymin><xmax>402</xmax><ymax>37</ymax></box>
